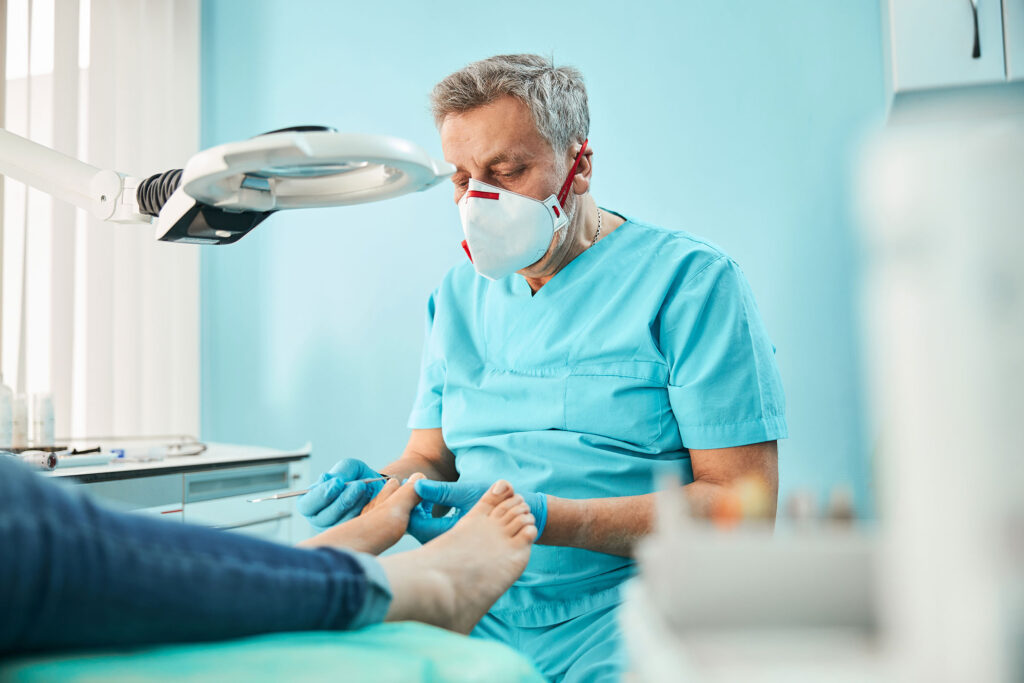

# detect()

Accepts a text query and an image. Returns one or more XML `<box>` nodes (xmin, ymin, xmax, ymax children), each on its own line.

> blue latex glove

<box><xmin>297</xmin><ymin>458</ymin><xmax>387</xmax><ymax>529</ymax></box>
<box><xmin>408</xmin><ymin>479</ymin><xmax>547</xmax><ymax>544</ymax></box>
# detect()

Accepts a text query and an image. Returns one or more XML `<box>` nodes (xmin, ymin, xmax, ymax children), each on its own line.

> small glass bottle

<box><xmin>11</xmin><ymin>394</ymin><xmax>28</xmax><ymax>449</ymax></box>
<box><xmin>0</xmin><ymin>374</ymin><xmax>12</xmax><ymax>449</ymax></box>
<box><xmin>31</xmin><ymin>393</ymin><xmax>55</xmax><ymax>447</ymax></box>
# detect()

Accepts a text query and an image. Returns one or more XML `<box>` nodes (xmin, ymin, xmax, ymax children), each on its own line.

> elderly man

<box><xmin>301</xmin><ymin>54</ymin><xmax>787</xmax><ymax>682</ymax></box>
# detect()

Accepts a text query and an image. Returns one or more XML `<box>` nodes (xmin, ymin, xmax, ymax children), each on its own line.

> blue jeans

<box><xmin>0</xmin><ymin>457</ymin><xmax>391</xmax><ymax>655</ymax></box>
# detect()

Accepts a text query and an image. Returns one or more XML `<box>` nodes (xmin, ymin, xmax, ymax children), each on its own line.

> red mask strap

<box><xmin>556</xmin><ymin>139</ymin><xmax>588</xmax><ymax>207</ymax></box>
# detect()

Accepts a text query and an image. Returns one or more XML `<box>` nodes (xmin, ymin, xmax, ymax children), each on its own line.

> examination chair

<box><xmin>0</xmin><ymin>623</ymin><xmax>545</xmax><ymax>682</ymax></box>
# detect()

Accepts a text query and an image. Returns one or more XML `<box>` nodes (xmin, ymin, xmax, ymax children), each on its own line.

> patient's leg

<box><xmin>379</xmin><ymin>480</ymin><xmax>536</xmax><ymax>634</ymax></box>
<box><xmin>0</xmin><ymin>457</ymin><xmax>383</xmax><ymax>654</ymax></box>
<box><xmin>0</xmin><ymin>458</ymin><xmax>533</xmax><ymax>654</ymax></box>
<box><xmin>298</xmin><ymin>473</ymin><xmax>425</xmax><ymax>555</ymax></box>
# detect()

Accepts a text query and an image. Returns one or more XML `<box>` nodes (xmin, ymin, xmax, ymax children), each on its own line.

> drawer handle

<box><xmin>213</xmin><ymin>512</ymin><xmax>292</xmax><ymax>531</ymax></box>
<box><xmin>969</xmin><ymin>0</ymin><xmax>981</xmax><ymax>59</ymax></box>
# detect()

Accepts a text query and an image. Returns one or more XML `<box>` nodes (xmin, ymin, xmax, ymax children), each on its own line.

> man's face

<box><xmin>440</xmin><ymin>94</ymin><xmax>563</xmax><ymax>205</ymax></box>
<box><xmin>440</xmin><ymin>95</ymin><xmax>576</xmax><ymax>277</ymax></box>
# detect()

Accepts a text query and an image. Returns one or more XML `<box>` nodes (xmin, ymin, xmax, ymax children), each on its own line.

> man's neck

<box><xmin>522</xmin><ymin>204</ymin><xmax>626</xmax><ymax>294</ymax></box>
<box><xmin>522</xmin><ymin>203</ymin><xmax>600</xmax><ymax>294</ymax></box>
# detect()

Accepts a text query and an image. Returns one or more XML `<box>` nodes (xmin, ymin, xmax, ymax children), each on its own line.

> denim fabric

<box><xmin>346</xmin><ymin>551</ymin><xmax>393</xmax><ymax>629</ymax></box>
<box><xmin>0</xmin><ymin>457</ymin><xmax>388</xmax><ymax>654</ymax></box>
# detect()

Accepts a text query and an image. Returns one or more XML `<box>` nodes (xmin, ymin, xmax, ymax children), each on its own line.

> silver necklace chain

<box><xmin>591</xmin><ymin>209</ymin><xmax>602</xmax><ymax>246</ymax></box>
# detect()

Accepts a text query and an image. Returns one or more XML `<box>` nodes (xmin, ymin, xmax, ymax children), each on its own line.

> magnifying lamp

<box><xmin>0</xmin><ymin>125</ymin><xmax>455</xmax><ymax>245</ymax></box>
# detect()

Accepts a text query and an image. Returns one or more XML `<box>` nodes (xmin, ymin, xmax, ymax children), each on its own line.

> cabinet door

<box><xmin>79</xmin><ymin>474</ymin><xmax>184</xmax><ymax>515</ymax></box>
<box><xmin>184</xmin><ymin>494</ymin><xmax>293</xmax><ymax>545</ymax></box>
<box><xmin>135</xmin><ymin>504</ymin><xmax>184</xmax><ymax>521</ymax></box>
<box><xmin>287</xmin><ymin>459</ymin><xmax>315</xmax><ymax>543</ymax></box>
<box><xmin>886</xmin><ymin>0</ymin><xmax>1006</xmax><ymax>92</ymax></box>
<box><xmin>183</xmin><ymin>463</ymin><xmax>295</xmax><ymax>544</ymax></box>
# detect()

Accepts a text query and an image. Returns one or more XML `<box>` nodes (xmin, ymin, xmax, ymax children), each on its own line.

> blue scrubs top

<box><xmin>409</xmin><ymin>215</ymin><xmax>787</xmax><ymax>626</ymax></box>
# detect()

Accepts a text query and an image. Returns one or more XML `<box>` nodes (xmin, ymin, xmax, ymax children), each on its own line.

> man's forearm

<box><xmin>540</xmin><ymin>493</ymin><xmax>654</xmax><ymax>557</ymax></box>
<box><xmin>382</xmin><ymin>429</ymin><xmax>459</xmax><ymax>484</ymax></box>
<box><xmin>540</xmin><ymin>480</ymin><xmax>769</xmax><ymax>557</ymax></box>
<box><xmin>380</xmin><ymin>452</ymin><xmax>457</xmax><ymax>483</ymax></box>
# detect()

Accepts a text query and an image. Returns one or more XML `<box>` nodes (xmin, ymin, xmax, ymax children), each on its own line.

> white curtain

<box><xmin>2</xmin><ymin>0</ymin><xmax>199</xmax><ymax>439</ymax></box>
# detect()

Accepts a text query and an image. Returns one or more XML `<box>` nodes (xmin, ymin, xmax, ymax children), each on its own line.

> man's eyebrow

<box><xmin>484</xmin><ymin>151</ymin><xmax>531</xmax><ymax>166</ymax></box>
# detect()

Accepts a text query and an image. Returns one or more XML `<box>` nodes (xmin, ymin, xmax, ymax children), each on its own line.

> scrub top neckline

<box><xmin>511</xmin><ymin>209</ymin><xmax>633</xmax><ymax>300</ymax></box>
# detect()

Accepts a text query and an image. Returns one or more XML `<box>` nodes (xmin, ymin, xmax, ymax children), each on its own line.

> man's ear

<box><xmin>570</xmin><ymin>143</ymin><xmax>594</xmax><ymax>196</ymax></box>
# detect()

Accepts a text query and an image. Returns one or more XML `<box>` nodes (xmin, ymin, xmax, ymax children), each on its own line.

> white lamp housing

<box><xmin>0</xmin><ymin>126</ymin><xmax>455</xmax><ymax>245</ymax></box>
<box><xmin>183</xmin><ymin>130</ymin><xmax>453</xmax><ymax>211</ymax></box>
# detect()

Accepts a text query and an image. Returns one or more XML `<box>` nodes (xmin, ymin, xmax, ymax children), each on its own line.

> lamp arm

<box><xmin>2</xmin><ymin>125</ymin><xmax>457</xmax><ymax>245</ymax></box>
<box><xmin>0</xmin><ymin>128</ymin><xmax>149</xmax><ymax>224</ymax></box>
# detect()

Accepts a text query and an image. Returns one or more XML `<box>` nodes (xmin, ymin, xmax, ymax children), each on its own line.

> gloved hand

<box><xmin>408</xmin><ymin>479</ymin><xmax>547</xmax><ymax>544</ymax></box>
<box><xmin>297</xmin><ymin>458</ymin><xmax>387</xmax><ymax>529</ymax></box>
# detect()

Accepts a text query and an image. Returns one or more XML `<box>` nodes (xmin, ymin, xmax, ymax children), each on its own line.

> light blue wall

<box><xmin>201</xmin><ymin>1</ymin><xmax>886</xmax><ymax>515</ymax></box>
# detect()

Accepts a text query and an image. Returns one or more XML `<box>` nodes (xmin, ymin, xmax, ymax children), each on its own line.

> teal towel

<box><xmin>0</xmin><ymin>622</ymin><xmax>545</xmax><ymax>682</ymax></box>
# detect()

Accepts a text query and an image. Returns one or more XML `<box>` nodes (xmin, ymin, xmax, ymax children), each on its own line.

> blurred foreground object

<box><xmin>860</xmin><ymin>85</ymin><xmax>1024</xmax><ymax>683</ymax></box>
<box><xmin>624</xmin><ymin>475</ymin><xmax>880</xmax><ymax>681</ymax></box>
<box><xmin>621</xmin><ymin>86</ymin><xmax>1024</xmax><ymax>682</ymax></box>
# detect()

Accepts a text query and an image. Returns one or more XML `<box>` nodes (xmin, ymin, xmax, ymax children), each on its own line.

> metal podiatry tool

<box><xmin>247</xmin><ymin>476</ymin><xmax>393</xmax><ymax>503</ymax></box>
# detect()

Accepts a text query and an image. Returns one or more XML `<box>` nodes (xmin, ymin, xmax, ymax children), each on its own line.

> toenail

<box><xmin>491</xmin><ymin>481</ymin><xmax>509</xmax><ymax>494</ymax></box>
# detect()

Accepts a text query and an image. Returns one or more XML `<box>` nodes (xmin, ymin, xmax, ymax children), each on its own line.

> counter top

<box><xmin>47</xmin><ymin>442</ymin><xmax>312</xmax><ymax>482</ymax></box>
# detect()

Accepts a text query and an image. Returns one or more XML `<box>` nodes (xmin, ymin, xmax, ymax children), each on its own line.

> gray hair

<box><xmin>430</xmin><ymin>54</ymin><xmax>590</xmax><ymax>158</ymax></box>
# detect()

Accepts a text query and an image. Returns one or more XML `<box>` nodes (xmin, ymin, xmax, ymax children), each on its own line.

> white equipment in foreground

<box><xmin>859</xmin><ymin>88</ymin><xmax>1023</xmax><ymax>683</ymax></box>
<box><xmin>0</xmin><ymin>125</ymin><xmax>455</xmax><ymax>245</ymax></box>
<box><xmin>621</xmin><ymin>88</ymin><xmax>1024</xmax><ymax>683</ymax></box>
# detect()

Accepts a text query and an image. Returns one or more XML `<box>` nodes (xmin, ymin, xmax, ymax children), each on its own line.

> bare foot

<box><xmin>378</xmin><ymin>480</ymin><xmax>536</xmax><ymax>634</ymax></box>
<box><xmin>299</xmin><ymin>473</ymin><xmax>425</xmax><ymax>555</ymax></box>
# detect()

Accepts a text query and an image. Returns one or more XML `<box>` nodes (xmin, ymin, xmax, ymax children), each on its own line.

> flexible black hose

<box><xmin>136</xmin><ymin>168</ymin><xmax>183</xmax><ymax>216</ymax></box>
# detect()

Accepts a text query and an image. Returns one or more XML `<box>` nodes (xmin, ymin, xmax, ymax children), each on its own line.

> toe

<box><xmin>378</xmin><ymin>479</ymin><xmax>401</xmax><ymax>499</ymax></box>
<box><xmin>515</xmin><ymin>522</ymin><xmax>538</xmax><ymax>544</ymax></box>
<box><xmin>501</xmin><ymin>503</ymin><xmax>530</xmax><ymax>524</ymax></box>
<box><xmin>492</xmin><ymin>495</ymin><xmax>524</xmax><ymax>519</ymax></box>
<box><xmin>506</xmin><ymin>512</ymin><xmax>535</xmax><ymax>536</ymax></box>
<box><xmin>384</xmin><ymin>473</ymin><xmax>425</xmax><ymax>514</ymax></box>
<box><xmin>475</xmin><ymin>480</ymin><xmax>515</xmax><ymax>516</ymax></box>
<box><xmin>364</xmin><ymin>478</ymin><xmax>400</xmax><ymax>511</ymax></box>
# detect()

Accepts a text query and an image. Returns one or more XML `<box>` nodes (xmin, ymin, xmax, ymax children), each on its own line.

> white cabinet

<box><xmin>883</xmin><ymin>0</ymin><xmax>1024</xmax><ymax>94</ymax></box>
<box><xmin>80</xmin><ymin>473</ymin><xmax>184</xmax><ymax>518</ymax></box>
<box><xmin>69</xmin><ymin>447</ymin><xmax>312</xmax><ymax>545</ymax></box>
<box><xmin>182</xmin><ymin>463</ymin><xmax>296</xmax><ymax>544</ymax></box>
<box><xmin>183</xmin><ymin>493</ymin><xmax>294</xmax><ymax>543</ymax></box>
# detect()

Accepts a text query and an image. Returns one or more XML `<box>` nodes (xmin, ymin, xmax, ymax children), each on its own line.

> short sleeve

<box><xmin>661</xmin><ymin>257</ymin><xmax>787</xmax><ymax>449</ymax></box>
<box><xmin>407</xmin><ymin>290</ymin><xmax>445</xmax><ymax>429</ymax></box>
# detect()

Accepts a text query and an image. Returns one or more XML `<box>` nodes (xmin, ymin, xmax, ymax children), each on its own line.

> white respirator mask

<box><xmin>458</xmin><ymin>140</ymin><xmax>588</xmax><ymax>280</ymax></box>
